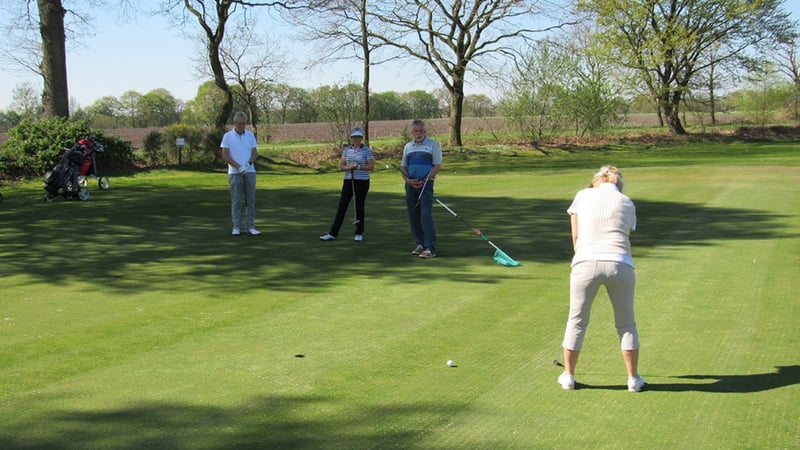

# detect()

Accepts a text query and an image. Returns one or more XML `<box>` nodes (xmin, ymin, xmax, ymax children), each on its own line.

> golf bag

<box><xmin>43</xmin><ymin>144</ymin><xmax>90</xmax><ymax>202</ymax></box>
<box><xmin>74</xmin><ymin>136</ymin><xmax>110</xmax><ymax>190</ymax></box>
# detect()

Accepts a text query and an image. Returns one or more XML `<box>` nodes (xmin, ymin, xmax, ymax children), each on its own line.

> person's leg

<box><xmin>245</xmin><ymin>174</ymin><xmax>257</xmax><ymax>230</ymax></box>
<box><xmin>229</xmin><ymin>174</ymin><xmax>243</xmax><ymax>230</ymax></box>
<box><xmin>329</xmin><ymin>180</ymin><xmax>352</xmax><ymax>236</ymax></box>
<box><xmin>419</xmin><ymin>180</ymin><xmax>436</xmax><ymax>252</ymax></box>
<box><xmin>405</xmin><ymin>184</ymin><xmax>423</xmax><ymax>246</ymax></box>
<box><xmin>604</xmin><ymin>262</ymin><xmax>640</xmax><ymax>378</ymax></box>
<box><xmin>354</xmin><ymin>179</ymin><xmax>369</xmax><ymax>235</ymax></box>
<box><xmin>562</xmin><ymin>261</ymin><xmax>602</xmax><ymax>376</ymax></box>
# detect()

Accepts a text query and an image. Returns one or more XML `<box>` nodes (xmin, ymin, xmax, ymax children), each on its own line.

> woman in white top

<box><xmin>558</xmin><ymin>165</ymin><xmax>645</xmax><ymax>392</ymax></box>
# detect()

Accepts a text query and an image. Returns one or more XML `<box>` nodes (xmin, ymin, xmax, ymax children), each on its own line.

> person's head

<box><xmin>589</xmin><ymin>165</ymin><xmax>624</xmax><ymax>191</ymax></box>
<box><xmin>410</xmin><ymin>119</ymin><xmax>426</xmax><ymax>143</ymax></box>
<box><xmin>233</xmin><ymin>112</ymin><xmax>248</xmax><ymax>134</ymax></box>
<box><xmin>350</xmin><ymin>126</ymin><xmax>364</xmax><ymax>143</ymax></box>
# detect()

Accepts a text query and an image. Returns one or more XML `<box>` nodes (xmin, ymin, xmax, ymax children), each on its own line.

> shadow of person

<box><xmin>648</xmin><ymin>365</ymin><xmax>800</xmax><ymax>393</ymax></box>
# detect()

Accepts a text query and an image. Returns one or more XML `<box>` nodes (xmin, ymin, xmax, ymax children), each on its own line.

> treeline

<box><xmin>0</xmin><ymin>81</ymin><xmax>495</xmax><ymax>135</ymax></box>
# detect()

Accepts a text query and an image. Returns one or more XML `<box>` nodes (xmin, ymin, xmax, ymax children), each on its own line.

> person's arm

<box><xmin>221</xmin><ymin>147</ymin><xmax>241</xmax><ymax>168</ymax></box>
<box><xmin>360</xmin><ymin>157</ymin><xmax>375</xmax><ymax>171</ymax></box>
<box><xmin>570</xmin><ymin>214</ymin><xmax>579</xmax><ymax>249</ymax></box>
<box><xmin>249</xmin><ymin>147</ymin><xmax>257</xmax><ymax>164</ymax></box>
<box><xmin>427</xmin><ymin>164</ymin><xmax>441</xmax><ymax>179</ymax></box>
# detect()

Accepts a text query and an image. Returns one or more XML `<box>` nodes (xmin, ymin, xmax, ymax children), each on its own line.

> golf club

<box><xmin>434</xmin><ymin>197</ymin><xmax>521</xmax><ymax>267</ymax></box>
<box><xmin>415</xmin><ymin>175</ymin><xmax>430</xmax><ymax>207</ymax></box>
<box><xmin>350</xmin><ymin>168</ymin><xmax>360</xmax><ymax>225</ymax></box>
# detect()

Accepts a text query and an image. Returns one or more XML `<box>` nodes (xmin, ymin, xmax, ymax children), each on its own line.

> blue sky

<box><xmin>1</xmin><ymin>2</ymin><xmax>799</xmax><ymax>111</ymax></box>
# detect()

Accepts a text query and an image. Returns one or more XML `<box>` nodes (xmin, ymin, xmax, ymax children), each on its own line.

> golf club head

<box><xmin>553</xmin><ymin>359</ymin><xmax>564</xmax><ymax>367</ymax></box>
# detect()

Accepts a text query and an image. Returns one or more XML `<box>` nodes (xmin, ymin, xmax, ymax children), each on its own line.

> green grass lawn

<box><xmin>1</xmin><ymin>142</ymin><xmax>798</xmax><ymax>448</ymax></box>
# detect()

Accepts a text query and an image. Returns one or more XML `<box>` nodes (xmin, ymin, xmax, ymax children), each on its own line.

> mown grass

<box><xmin>0</xmin><ymin>140</ymin><xmax>798</xmax><ymax>449</ymax></box>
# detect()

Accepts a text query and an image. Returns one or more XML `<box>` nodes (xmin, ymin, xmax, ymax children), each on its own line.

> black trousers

<box><xmin>329</xmin><ymin>178</ymin><xmax>370</xmax><ymax>236</ymax></box>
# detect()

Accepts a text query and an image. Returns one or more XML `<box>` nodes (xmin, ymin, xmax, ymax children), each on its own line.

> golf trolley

<box><xmin>74</xmin><ymin>136</ymin><xmax>110</xmax><ymax>190</ymax></box>
<box><xmin>43</xmin><ymin>144</ymin><xmax>90</xmax><ymax>202</ymax></box>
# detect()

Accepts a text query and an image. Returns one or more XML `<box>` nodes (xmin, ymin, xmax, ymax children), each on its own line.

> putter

<box><xmin>350</xmin><ymin>169</ymin><xmax>360</xmax><ymax>225</ymax></box>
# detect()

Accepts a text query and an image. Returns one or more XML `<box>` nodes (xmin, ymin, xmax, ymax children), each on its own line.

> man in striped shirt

<box><xmin>400</xmin><ymin>120</ymin><xmax>442</xmax><ymax>259</ymax></box>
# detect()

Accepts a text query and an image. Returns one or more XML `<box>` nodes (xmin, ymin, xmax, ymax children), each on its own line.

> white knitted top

<box><xmin>567</xmin><ymin>183</ymin><xmax>636</xmax><ymax>267</ymax></box>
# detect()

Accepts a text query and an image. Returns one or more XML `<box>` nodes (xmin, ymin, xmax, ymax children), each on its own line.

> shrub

<box><xmin>0</xmin><ymin>117</ymin><xmax>136</xmax><ymax>178</ymax></box>
<box><xmin>162</xmin><ymin>123</ymin><xmax>204</xmax><ymax>165</ymax></box>
<box><xmin>142</xmin><ymin>130</ymin><xmax>166</xmax><ymax>166</ymax></box>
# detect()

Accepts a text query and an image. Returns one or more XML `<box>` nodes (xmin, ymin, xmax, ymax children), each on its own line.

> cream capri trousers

<box><xmin>562</xmin><ymin>260</ymin><xmax>639</xmax><ymax>351</ymax></box>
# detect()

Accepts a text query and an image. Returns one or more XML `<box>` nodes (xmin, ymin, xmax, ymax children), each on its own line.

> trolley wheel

<box><xmin>78</xmin><ymin>176</ymin><xmax>88</xmax><ymax>188</ymax></box>
<box><xmin>45</xmin><ymin>193</ymin><xmax>54</xmax><ymax>203</ymax></box>
<box><xmin>78</xmin><ymin>187</ymin><xmax>90</xmax><ymax>201</ymax></box>
<box><xmin>98</xmin><ymin>176</ymin><xmax>110</xmax><ymax>190</ymax></box>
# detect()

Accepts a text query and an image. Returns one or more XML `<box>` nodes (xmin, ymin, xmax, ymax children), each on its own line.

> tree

<box><xmin>291</xmin><ymin>0</ymin><xmax>398</xmax><ymax>144</ymax></box>
<box><xmin>499</xmin><ymin>38</ymin><xmax>573</xmax><ymax>144</ymax></box>
<box><xmin>214</xmin><ymin>19</ymin><xmax>286</xmax><ymax>138</ymax></box>
<box><xmin>773</xmin><ymin>25</ymin><xmax>800</xmax><ymax>122</ymax></box>
<box><xmin>370</xmin><ymin>91</ymin><xmax>412</xmax><ymax>120</ymax></box>
<box><xmin>313</xmin><ymin>83</ymin><xmax>363</xmax><ymax>141</ymax></box>
<box><xmin>373</xmin><ymin>0</ymin><xmax>568</xmax><ymax>146</ymax></box>
<box><xmin>118</xmin><ymin>90</ymin><xmax>143</xmax><ymax>128</ymax></box>
<box><xmin>578</xmin><ymin>0</ymin><xmax>794</xmax><ymax>134</ymax></box>
<box><xmin>10</xmin><ymin>82</ymin><xmax>42</xmax><ymax>118</ymax></box>
<box><xmin>140</xmin><ymin>88</ymin><xmax>182</xmax><ymax>127</ymax></box>
<box><xmin>37</xmin><ymin>0</ymin><xmax>70</xmax><ymax>117</ymax></box>
<box><xmin>463</xmin><ymin>94</ymin><xmax>496</xmax><ymax>118</ymax></box>
<box><xmin>405</xmin><ymin>90</ymin><xmax>441</xmax><ymax>119</ymax></box>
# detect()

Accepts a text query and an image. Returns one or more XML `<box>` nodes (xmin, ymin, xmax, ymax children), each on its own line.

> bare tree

<box><xmin>372</xmin><ymin>0</ymin><xmax>568</xmax><ymax>146</ymax></box>
<box><xmin>289</xmin><ymin>0</ymin><xmax>399</xmax><ymax>144</ymax></box>
<box><xmin>193</xmin><ymin>15</ymin><xmax>288</xmax><ymax>138</ymax></box>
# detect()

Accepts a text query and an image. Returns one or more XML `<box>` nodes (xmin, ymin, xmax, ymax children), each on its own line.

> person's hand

<box><xmin>238</xmin><ymin>163</ymin><xmax>250</xmax><ymax>174</ymax></box>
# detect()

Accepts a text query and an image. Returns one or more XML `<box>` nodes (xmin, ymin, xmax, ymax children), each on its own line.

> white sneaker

<box><xmin>411</xmin><ymin>245</ymin><xmax>424</xmax><ymax>255</ymax></box>
<box><xmin>354</xmin><ymin>234</ymin><xmax>363</xmax><ymax>242</ymax></box>
<box><xmin>628</xmin><ymin>375</ymin><xmax>646</xmax><ymax>392</ymax></box>
<box><xmin>247</xmin><ymin>228</ymin><xmax>262</xmax><ymax>236</ymax></box>
<box><xmin>320</xmin><ymin>233</ymin><xmax>336</xmax><ymax>241</ymax></box>
<box><xmin>558</xmin><ymin>372</ymin><xmax>575</xmax><ymax>390</ymax></box>
<box><xmin>419</xmin><ymin>249</ymin><xmax>436</xmax><ymax>259</ymax></box>
<box><xmin>231</xmin><ymin>228</ymin><xmax>241</xmax><ymax>236</ymax></box>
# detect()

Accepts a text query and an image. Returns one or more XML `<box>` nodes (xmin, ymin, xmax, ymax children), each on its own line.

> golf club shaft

<box><xmin>415</xmin><ymin>175</ymin><xmax>430</xmax><ymax>206</ymax></box>
<box><xmin>351</xmin><ymin>169</ymin><xmax>360</xmax><ymax>224</ymax></box>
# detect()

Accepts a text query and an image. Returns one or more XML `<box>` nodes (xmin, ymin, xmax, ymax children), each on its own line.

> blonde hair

<box><xmin>589</xmin><ymin>165</ymin><xmax>624</xmax><ymax>191</ymax></box>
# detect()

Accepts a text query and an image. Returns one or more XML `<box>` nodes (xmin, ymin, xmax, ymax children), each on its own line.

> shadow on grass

<box><xmin>0</xmin><ymin>394</ymin><xmax>492</xmax><ymax>449</ymax></box>
<box><xmin>0</xmin><ymin>181</ymin><xmax>791</xmax><ymax>294</ymax></box>
<box><xmin>578</xmin><ymin>365</ymin><xmax>800</xmax><ymax>393</ymax></box>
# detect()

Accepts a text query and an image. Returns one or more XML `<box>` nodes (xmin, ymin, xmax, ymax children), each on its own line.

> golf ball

<box><xmin>446</xmin><ymin>360</ymin><xmax>454</xmax><ymax>367</ymax></box>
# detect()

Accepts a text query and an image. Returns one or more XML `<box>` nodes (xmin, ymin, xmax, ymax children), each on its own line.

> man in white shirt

<box><xmin>221</xmin><ymin>112</ymin><xmax>261</xmax><ymax>236</ymax></box>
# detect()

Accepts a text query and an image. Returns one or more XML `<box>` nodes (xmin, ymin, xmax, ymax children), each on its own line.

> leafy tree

<box><xmin>500</xmin><ymin>38</ymin><xmax>573</xmax><ymax>144</ymax></box>
<box><xmin>140</xmin><ymin>88</ymin><xmax>182</xmax><ymax>127</ymax></box>
<box><xmin>405</xmin><ymin>90</ymin><xmax>441</xmax><ymax>120</ymax></box>
<box><xmin>10</xmin><ymin>82</ymin><xmax>41</xmax><ymax>118</ymax></box>
<box><xmin>313</xmin><ymin>83</ymin><xmax>363</xmax><ymax>142</ymax></box>
<box><xmin>369</xmin><ymin>91</ymin><xmax>412</xmax><ymax>120</ymax></box>
<box><xmin>118</xmin><ymin>90</ymin><xmax>143</xmax><ymax>128</ymax></box>
<box><xmin>463</xmin><ymin>94</ymin><xmax>496</xmax><ymax>118</ymax></box>
<box><xmin>578</xmin><ymin>0</ymin><xmax>794</xmax><ymax>134</ymax></box>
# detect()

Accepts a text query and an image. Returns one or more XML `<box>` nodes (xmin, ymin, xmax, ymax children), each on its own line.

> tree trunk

<box><xmin>37</xmin><ymin>0</ymin><xmax>69</xmax><ymax>117</ymax></box>
<box><xmin>447</xmin><ymin>79</ymin><xmax>465</xmax><ymax>146</ymax></box>
<box><xmin>662</xmin><ymin>90</ymin><xmax>687</xmax><ymax>135</ymax></box>
<box><xmin>360</xmin><ymin>0</ymin><xmax>370</xmax><ymax>145</ymax></box>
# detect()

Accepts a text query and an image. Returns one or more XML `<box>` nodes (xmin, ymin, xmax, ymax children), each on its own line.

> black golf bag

<box><xmin>43</xmin><ymin>145</ymin><xmax>90</xmax><ymax>202</ymax></box>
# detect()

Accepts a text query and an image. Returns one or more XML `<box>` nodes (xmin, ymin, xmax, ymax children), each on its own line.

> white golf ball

<box><xmin>446</xmin><ymin>359</ymin><xmax>454</xmax><ymax>367</ymax></box>
<box><xmin>385</xmin><ymin>164</ymin><xmax>390</xmax><ymax>168</ymax></box>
